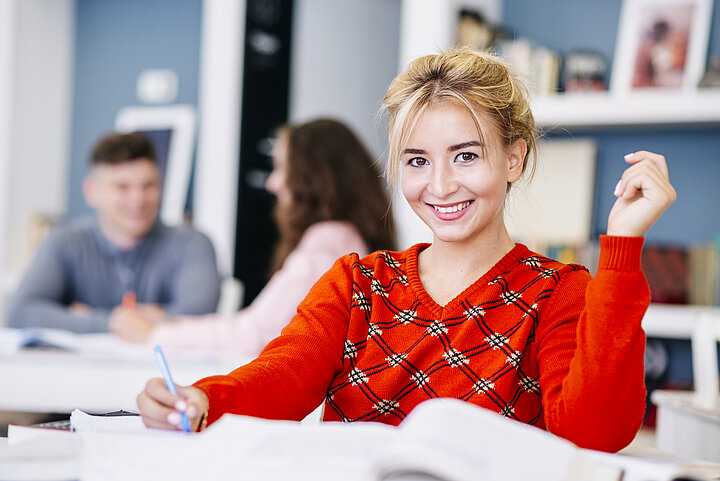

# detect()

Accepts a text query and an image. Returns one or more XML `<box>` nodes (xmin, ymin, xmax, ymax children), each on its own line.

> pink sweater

<box><xmin>150</xmin><ymin>221</ymin><xmax>368</xmax><ymax>356</ymax></box>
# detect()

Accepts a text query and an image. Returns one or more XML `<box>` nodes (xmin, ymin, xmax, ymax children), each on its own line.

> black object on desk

<box><xmin>32</xmin><ymin>410</ymin><xmax>139</xmax><ymax>431</ymax></box>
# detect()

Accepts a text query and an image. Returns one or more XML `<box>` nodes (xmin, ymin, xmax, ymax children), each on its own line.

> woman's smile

<box><xmin>429</xmin><ymin>200</ymin><xmax>474</xmax><ymax>218</ymax></box>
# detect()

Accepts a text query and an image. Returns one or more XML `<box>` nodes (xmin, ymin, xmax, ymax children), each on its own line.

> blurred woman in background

<box><xmin>110</xmin><ymin>118</ymin><xmax>396</xmax><ymax>356</ymax></box>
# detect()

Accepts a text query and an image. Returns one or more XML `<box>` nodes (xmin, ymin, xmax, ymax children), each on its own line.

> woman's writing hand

<box><xmin>136</xmin><ymin>378</ymin><xmax>209</xmax><ymax>432</ymax></box>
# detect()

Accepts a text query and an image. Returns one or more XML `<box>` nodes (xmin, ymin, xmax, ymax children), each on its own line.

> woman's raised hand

<box><xmin>607</xmin><ymin>151</ymin><xmax>677</xmax><ymax>237</ymax></box>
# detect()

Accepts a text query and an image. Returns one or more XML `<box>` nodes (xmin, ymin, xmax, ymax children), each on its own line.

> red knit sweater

<box><xmin>195</xmin><ymin>235</ymin><xmax>649</xmax><ymax>452</ymax></box>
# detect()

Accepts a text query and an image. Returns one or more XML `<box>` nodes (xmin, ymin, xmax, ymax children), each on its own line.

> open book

<box><xmin>371</xmin><ymin>398</ymin><xmax>620</xmax><ymax>481</ymax></box>
<box><xmin>0</xmin><ymin>327</ymin><xmax>150</xmax><ymax>358</ymax></box>
<box><xmin>67</xmin><ymin>400</ymin><xmax>720</xmax><ymax>480</ymax></box>
<box><xmin>5</xmin><ymin>400</ymin><xmax>720</xmax><ymax>481</ymax></box>
<box><xmin>0</xmin><ymin>326</ymin><xmax>85</xmax><ymax>353</ymax></box>
<box><xmin>0</xmin><ymin>327</ymin><xmax>225</xmax><ymax>362</ymax></box>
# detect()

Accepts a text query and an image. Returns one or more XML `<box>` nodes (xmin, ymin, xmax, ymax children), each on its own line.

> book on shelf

<box><xmin>641</xmin><ymin>243</ymin><xmax>720</xmax><ymax>307</ymax></box>
<box><xmin>561</xmin><ymin>50</ymin><xmax>608</xmax><ymax>92</ymax></box>
<box><xmin>494</xmin><ymin>37</ymin><xmax>562</xmax><ymax>98</ymax></box>
<box><xmin>543</xmin><ymin>241</ymin><xmax>601</xmax><ymax>275</ymax></box>
<box><xmin>5</xmin><ymin>399</ymin><xmax>720</xmax><ymax>481</ymax></box>
<box><xmin>642</xmin><ymin>244</ymin><xmax>691</xmax><ymax>304</ymax></box>
<box><xmin>501</xmin><ymin>240</ymin><xmax>719</xmax><ymax>307</ymax></box>
<box><xmin>688</xmin><ymin>245</ymin><xmax>720</xmax><ymax>306</ymax></box>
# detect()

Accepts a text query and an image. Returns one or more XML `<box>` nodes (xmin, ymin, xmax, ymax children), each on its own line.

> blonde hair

<box><xmin>381</xmin><ymin>47</ymin><xmax>537</xmax><ymax>186</ymax></box>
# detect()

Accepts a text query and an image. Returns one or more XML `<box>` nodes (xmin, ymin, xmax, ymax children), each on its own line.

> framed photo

<box><xmin>562</xmin><ymin>50</ymin><xmax>608</xmax><ymax>92</ymax></box>
<box><xmin>610</xmin><ymin>0</ymin><xmax>714</xmax><ymax>93</ymax></box>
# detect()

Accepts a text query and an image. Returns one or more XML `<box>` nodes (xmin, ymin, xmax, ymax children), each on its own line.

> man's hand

<box><xmin>109</xmin><ymin>304</ymin><xmax>170</xmax><ymax>343</ymax></box>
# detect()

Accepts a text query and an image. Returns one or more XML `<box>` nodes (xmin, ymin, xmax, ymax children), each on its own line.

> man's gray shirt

<box><xmin>7</xmin><ymin>217</ymin><xmax>221</xmax><ymax>333</ymax></box>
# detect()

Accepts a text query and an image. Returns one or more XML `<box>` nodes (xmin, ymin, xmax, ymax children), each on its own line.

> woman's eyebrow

<box><xmin>448</xmin><ymin>141</ymin><xmax>482</xmax><ymax>152</ymax></box>
<box><xmin>403</xmin><ymin>141</ymin><xmax>482</xmax><ymax>155</ymax></box>
<box><xmin>402</xmin><ymin>148</ymin><xmax>426</xmax><ymax>155</ymax></box>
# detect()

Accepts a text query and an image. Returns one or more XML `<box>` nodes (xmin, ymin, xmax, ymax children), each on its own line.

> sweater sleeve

<box><xmin>192</xmin><ymin>254</ymin><xmax>358</xmax><ymax>425</ymax></box>
<box><xmin>536</xmin><ymin>235</ymin><xmax>649</xmax><ymax>452</ymax></box>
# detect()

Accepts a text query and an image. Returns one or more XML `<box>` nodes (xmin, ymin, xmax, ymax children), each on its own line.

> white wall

<box><xmin>0</xmin><ymin>0</ymin><xmax>74</xmax><ymax>320</ymax></box>
<box><xmin>0</xmin><ymin>0</ymin><xmax>16</xmax><ymax>318</ymax></box>
<box><xmin>289</xmin><ymin>0</ymin><xmax>402</xmax><ymax>158</ymax></box>
<box><xmin>194</xmin><ymin>0</ymin><xmax>245</xmax><ymax>278</ymax></box>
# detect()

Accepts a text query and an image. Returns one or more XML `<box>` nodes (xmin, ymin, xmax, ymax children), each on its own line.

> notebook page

<box><xmin>70</xmin><ymin>409</ymin><xmax>148</xmax><ymax>434</ymax></box>
<box><xmin>81</xmin><ymin>413</ymin><xmax>397</xmax><ymax>481</ymax></box>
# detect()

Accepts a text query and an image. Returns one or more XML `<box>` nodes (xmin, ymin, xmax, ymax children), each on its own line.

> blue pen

<box><xmin>154</xmin><ymin>345</ymin><xmax>191</xmax><ymax>433</ymax></box>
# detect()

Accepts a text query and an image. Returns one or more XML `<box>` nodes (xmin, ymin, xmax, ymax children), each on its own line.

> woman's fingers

<box><xmin>615</xmin><ymin>158</ymin><xmax>674</xmax><ymax>203</ymax></box>
<box><xmin>607</xmin><ymin>150</ymin><xmax>676</xmax><ymax>237</ymax></box>
<box><xmin>137</xmin><ymin>378</ymin><xmax>208</xmax><ymax>431</ymax></box>
<box><xmin>137</xmin><ymin>378</ymin><xmax>181</xmax><ymax>429</ymax></box>
<box><xmin>616</xmin><ymin>152</ymin><xmax>667</xmax><ymax>193</ymax></box>
<box><xmin>623</xmin><ymin>150</ymin><xmax>669</xmax><ymax>178</ymax></box>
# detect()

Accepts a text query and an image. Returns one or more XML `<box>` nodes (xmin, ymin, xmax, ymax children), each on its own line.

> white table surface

<box><xmin>2</xmin><ymin>304</ymin><xmax>718</xmax><ymax>415</ymax></box>
<box><xmin>0</xmin><ymin>347</ymin><xmax>246</xmax><ymax>414</ymax></box>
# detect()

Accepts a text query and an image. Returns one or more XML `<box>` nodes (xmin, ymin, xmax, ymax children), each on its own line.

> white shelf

<box><xmin>642</xmin><ymin>303</ymin><xmax>720</xmax><ymax>339</ymax></box>
<box><xmin>531</xmin><ymin>90</ymin><xmax>720</xmax><ymax>130</ymax></box>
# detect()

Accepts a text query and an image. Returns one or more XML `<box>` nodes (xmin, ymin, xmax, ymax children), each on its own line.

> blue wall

<box><xmin>67</xmin><ymin>0</ymin><xmax>202</xmax><ymax>218</ymax></box>
<box><xmin>504</xmin><ymin>0</ymin><xmax>720</xmax><ymax>245</ymax></box>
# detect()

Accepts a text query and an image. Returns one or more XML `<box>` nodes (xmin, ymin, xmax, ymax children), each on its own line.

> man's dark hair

<box><xmin>90</xmin><ymin>132</ymin><xmax>157</xmax><ymax>166</ymax></box>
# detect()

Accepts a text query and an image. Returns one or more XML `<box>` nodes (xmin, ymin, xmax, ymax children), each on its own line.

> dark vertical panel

<box><xmin>234</xmin><ymin>0</ymin><xmax>294</xmax><ymax>305</ymax></box>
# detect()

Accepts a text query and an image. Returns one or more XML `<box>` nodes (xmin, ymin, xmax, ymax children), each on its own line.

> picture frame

<box><xmin>561</xmin><ymin>50</ymin><xmax>608</xmax><ymax>92</ymax></box>
<box><xmin>610</xmin><ymin>0</ymin><xmax>714</xmax><ymax>93</ymax></box>
<box><xmin>115</xmin><ymin>105</ymin><xmax>197</xmax><ymax>226</ymax></box>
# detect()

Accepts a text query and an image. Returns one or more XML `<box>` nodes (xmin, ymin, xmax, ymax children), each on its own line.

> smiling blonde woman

<box><xmin>137</xmin><ymin>48</ymin><xmax>676</xmax><ymax>453</ymax></box>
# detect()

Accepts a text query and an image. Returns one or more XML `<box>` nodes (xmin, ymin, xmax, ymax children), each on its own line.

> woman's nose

<box><xmin>428</xmin><ymin>164</ymin><xmax>458</xmax><ymax>198</ymax></box>
<box><xmin>265</xmin><ymin>170</ymin><xmax>279</xmax><ymax>195</ymax></box>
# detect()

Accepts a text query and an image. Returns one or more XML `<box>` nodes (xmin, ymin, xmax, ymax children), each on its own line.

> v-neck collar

<box><xmin>405</xmin><ymin>242</ymin><xmax>529</xmax><ymax>319</ymax></box>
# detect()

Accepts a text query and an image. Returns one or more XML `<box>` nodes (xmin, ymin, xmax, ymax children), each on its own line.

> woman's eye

<box><xmin>408</xmin><ymin>157</ymin><xmax>428</xmax><ymax>167</ymax></box>
<box><xmin>456</xmin><ymin>152</ymin><xmax>477</xmax><ymax>163</ymax></box>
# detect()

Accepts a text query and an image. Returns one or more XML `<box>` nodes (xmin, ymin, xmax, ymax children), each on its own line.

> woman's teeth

<box><xmin>433</xmin><ymin>201</ymin><xmax>470</xmax><ymax>214</ymax></box>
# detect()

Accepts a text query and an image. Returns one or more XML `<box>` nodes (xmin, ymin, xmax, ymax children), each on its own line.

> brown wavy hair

<box><xmin>271</xmin><ymin>118</ymin><xmax>396</xmax><ymax>273</ymax></box>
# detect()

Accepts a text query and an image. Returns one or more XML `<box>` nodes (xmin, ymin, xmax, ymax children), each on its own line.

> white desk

<box><xmin>0</xmin><ymin>347</ymin><xmax>245</xmax><ymax>413</ymax></box>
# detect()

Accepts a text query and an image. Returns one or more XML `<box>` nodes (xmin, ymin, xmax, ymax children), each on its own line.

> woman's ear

<box><xmin>506</xmin><ymin>139</ymin><xmax>527</xmax><ymax>183</ymax></box>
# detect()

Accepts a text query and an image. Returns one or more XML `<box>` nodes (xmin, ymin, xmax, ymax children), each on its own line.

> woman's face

<box><xmin>265</xmin><ymin>132</ymin><xmax>292</xmax><ymax>206</ymax></box>
<box><xmin>400</xmin><ymin>101</ymin><xmax>525</xmax><ymax>247</ymax></box>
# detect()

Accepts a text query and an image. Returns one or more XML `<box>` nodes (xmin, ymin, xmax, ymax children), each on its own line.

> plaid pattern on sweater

<box><xmin>324</xmin><ymin>248</ymin><xmax>587</xmax><ymax>426</ymax></box>
<box><xmin>196</xmin><ymin>236</ymin><xmax>649</xmax><ymax>452</ymax></box>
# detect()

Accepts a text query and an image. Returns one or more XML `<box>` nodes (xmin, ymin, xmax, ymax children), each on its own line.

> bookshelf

<box><xmin>532</xmin><ymin>90</ymin><xmax>720</xmax><ymax>130</ymax></box>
